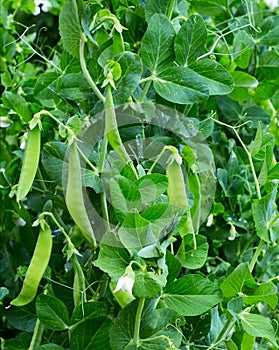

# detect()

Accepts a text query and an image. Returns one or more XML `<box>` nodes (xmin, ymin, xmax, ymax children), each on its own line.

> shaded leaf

<box><xmin>59</xmin><ymin>0</ymin><xmax>82</xmax><ymax>57</ymax></box>
<box><xmin>36</xmin><ymin>295</ymin><xmax>69</xmax><ymax>331</ymax></box>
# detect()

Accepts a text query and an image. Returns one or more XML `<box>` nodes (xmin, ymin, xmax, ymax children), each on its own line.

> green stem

<box><xmin>98</xmin><ymin>136</ymin><xmax>110</xmax><ymax>229</ymax></box>
<box><xmin>208</xmin><ymin>314</ymin><xmax>235</xmax><ymax>349</ymax></box>
<box><xmin>249</xmin><ymin>240</ymin><xmax>265</xmax><ymax>272</ymax></box>
<box><xmin>133</xmin><ymin>298</ymin><xmax>145</xmax><ymax>345</ymax></box>
<box><xmin>76</xmin><ymin>144</ymin><xmax>98</xmax><ymax>173</ymax></box>
<box><xmin>28</xmin><ymin>318</ymin><xmax>44</xmax><ymax>350</ymax></box>
<box><xmin>79</xmin><ymin>34</ymin><xmax>105</xmax><ymax>103</ymax></box>
<box><xmin>139</xmin><ymin>79</ymin><xmax>152</xmax><ymax>102</ymax></box>
<box><xmin>268</xmin><ymin>213</ymin><xmax>279</xmax><ymax>230</ymax></box>
<box><xmin>167</xmin><ymin>0</ymin><xmax>176</xmax><ymax>20</ymax></box>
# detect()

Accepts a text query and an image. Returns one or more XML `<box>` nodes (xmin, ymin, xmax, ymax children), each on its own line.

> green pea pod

<box><xmin>65</xmin><ymin>141</ymin><xmax>96</xmax><ymax>247</ymax></box>
<box><xmin>17</xmin><ymin>125</ymin><xmax>41</xmax><ymax>202</ymax></box>
<box><xmin>10</xmin><ymin>223</ymin><xmax>52</xmax><ymax>307</ymax></box>
<box><xmin>105</xmin><ymin>85</ymin><xmax>131</xmax><ymax>164</ymax></box>
<box><xmin>166</xmin><ymin>148</ymin><xmax>194</xmax><ymax>237</ymax></box>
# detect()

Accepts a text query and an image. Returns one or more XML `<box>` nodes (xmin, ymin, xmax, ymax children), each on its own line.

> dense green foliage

<box><xmin>0</xmin><ymin>0</ymin><xmax>279</xmax><ymax>349</ymax></box>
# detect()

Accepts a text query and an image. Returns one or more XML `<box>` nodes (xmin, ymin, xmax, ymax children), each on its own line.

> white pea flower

<box><xmin>264</xmin><ymin>0</ymin><xmax>278</xmax><ymax>10</ymax></box>
<box><xmin>113</xmin><ymin>265</ymin><xmax>135</xmax><ymax>295</ymax></box>
<box><xmin>34</xmin><ymin>0</ymin><xmax>51</xmax><ymax>16</ymax></box>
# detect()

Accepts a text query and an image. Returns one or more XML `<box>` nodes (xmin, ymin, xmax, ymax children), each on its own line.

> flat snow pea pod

<box><xmin>10</xmin><ymin>223</ymin><xmax>52</xmax><ymax>307</ymax></box>
<box><xmin>65</xmin><ymin>141</ymin><xmax>97</xmax><ymax>247</ymax></box>
<box><xmin>16</xmin><ymin>125</ymin><xmax>41</xmax><ymax>202</ymax></box>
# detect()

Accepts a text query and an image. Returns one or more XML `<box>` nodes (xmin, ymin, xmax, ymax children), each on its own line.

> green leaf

<box><xmin>59</xmin><ymin>0</ymin><xmax>82</xmax><ymax>57</ymax></box>
<box><xmin>257</xmin><ymin>51</ymin><xmax>279</xmax><ymax>81</ymax></box>
<box><xmin>154</xmin><ymin>66</ymin><xmax>209</xmax><ymax>104</ymax></box>
<box><xmin>184</xmin><ymin>312</ymin><xmax>211</xmax><ymax>342</ymax></box>
<box><xmin>191</xmin><ymin>0</ymin><xmax>227</xmax><ymax>16</ymax></box>
<box><xmin>2</xmin><ymin>92</ymin><xmax>32</xmax><ymax>122</ymax></box>
<box><xmin>165</xmin><ymin>251</ymin><xmax>181</xmax><ymax>285</ymax></box>
<box><xmin>253</xmin><ymin>186</ymin><xmax>279</xmax><ymax>243</ymax></box>
<box><xmin>93</xmin><ymin>243</ymin><xmax>130</xmax><ymax>280</ymax></box>
<box><xmin>69</xmin><ymin>302</ymin><xmax>108</xmax><ymax>330</ymax></box>
<box><xmin>6</xmin><ymin>304</ymin><xmax>36</xmax><ymax>332</ymax></box>
<box><xmin>110</xmin><ymin>300</ymin><xmax>181</xmax><ymax>350</ymax></box>
<box><xmin>36</xmin><ymin>295</ymin><xmax>69</xmax><ymax>331</ymax></box>
<box><xmin>227</xmin><ymin>296</ymin><xmax>244</xmax><ymax>317</ymax></box>
<box><xmin>133</xmin><ymin>271</ymin><xmax>165</xmax><ymax>298</ymax></box>
<box><xmin>176</xmin><ymin>235</ymin><xmax>209</xmax><ymax>269</ymax></box>
<box><xmin>228</xmin><ymin>71</ymin><xmax>258</xmax><ymax>101</ymax></box>
<box><xmin>244</xmin><ymin>282</ymin><xmax>278</xmax><ymax>309</ymax></box>
<box><xmin>33</xmin><ymin>72</ymin><xmax>61</xmax><ymax>100</ymax></box>
<box><xmin>240</xmin><ymin>332</ymin><xmax>255</xmax><ymax>350</ymax></box>
<box><xmin>260</xmin><ymin>16</ymin><xmax>279</xmax><ymax>46</ymax></box>
<box><xmin>141</xmin><ymin>14</ymin><xmax>175</xmax><ymax>73</ymax></box>
<box><xmin>113</xmin><ymin>52</ymin><xmax>142</xmax><ymax>104</ymax></box>
<box><xmin>189</xmin><ymin>59</ymin><xmax>233</xmax><ymax>95</ymax></box>
<box><xmin>249</xmin><ymin>123</ymin><xmax>262</xmax><ymax>156</ymax></box>
<box><xmin>220</xmin><ymin>263</ymin><xmax>257</xmax><ymax>299</ymax></box>
<box><xmin>145</xmin><ymin>0</ymin><xmax>169</xmax><ymax>22</ymax></box>
<box><xmin>135</xmin><ymin>174</ymin><xmax>168</xmax><ymax>204</ymax></box>
<box><xmin>119</xmin><ymin>212</ymin><xmax>157</xmax><ymax>249</ymax></box>
<box><xmin>110</xmin><ymin>175</ymin><xmax>142</xmax><ymax>213</ymax></box>
<box><xmin>70</xmin><ymin>316</ymin><xmax>112</xmax><ymax>350</ymax></box>
<box><xmin>34</xmin><ymin>345</ymin><xmax>65</xmax><ymax>350</ymax></box>
<box><xmin>232</xmin><ymin>31</ymin><xmax>254</xmax><ymax>69</ymax></box>
<box><xmin>240</xmin><ymin>313</ymin><xmax>278</xmax><ymax>347</ymax></box>
<box><xmin>174</xmin><ymin>15</ymin><xmax>207</xmax><ymax>66</ymax></box>
<box><xmin>0</xmin><ymin>287</ymin><xmax>9</xmax><ymax>301</ymax></box>
<box><xmin>162</xmin><ymin>275</ymin><xmax>222</xmax><ymax>316</ymax></box>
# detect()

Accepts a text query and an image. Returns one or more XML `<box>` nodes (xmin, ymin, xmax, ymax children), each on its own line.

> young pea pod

<box><xmin>17</xmin><ymin>125</ymin><xmax>41</xmax><ymax>202</ymax></box>
<box><xmin>65</xmin><ymin>141</ymin><xmax>97</xmax><ymax>247</ymax></box>
<box><xmin>10</xmin><ymin>222</ymin><xmax>52</xmax><ymax>306</ymax></box>
<box><xmin>105</xmin><ymin>85</ymin><xmax>131</xmax><ymax>164</ymax></box>
<box><xmin>166</xmin><ymin>147</ymin><xmax>194</xmax><ymax>237</ymax></box>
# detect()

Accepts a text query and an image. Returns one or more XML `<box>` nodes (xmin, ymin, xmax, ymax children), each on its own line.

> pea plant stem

<box><xmin>213</xmin><ymin>118</ymin><xmax>265</xmax><ymax>273</ymax></box>
<box><xmin>139</xmin><ymin>79</ymin><xmax>152</xmax><ymax>102</ymax></box>
<box><xmin>28</xmin><ymin>318</ymin><xmax>44</xmax><ymax>350</ymax></box>
<box><xmin>133</xmin><ymin>297</ymin><xmax>145</xmax><ymax>345</ymax></box>
<box><xmin>79</xmin><ymin>34</ymin><xmax>105</xmax><ymax>103</ymax></box>
<box><xmin>208</xmin><ymin>314</ymin><xmax>235</xmax><ymax>350</ymax></box>
<box><xmin>167</xmin><ymin>0</ymin><xmax>176</xmax><ymax>20</ymax></box>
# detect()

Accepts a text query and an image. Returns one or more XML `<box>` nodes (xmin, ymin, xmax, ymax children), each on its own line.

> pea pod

<box><xmin>65</xmin><ymin>141</ymin><xmax>96</xmax><ymax>247</ymax></box>
<box><xmin>10</xmin><ymin>223</ymin><xmax>52</xmax><ymax>306</ymax></box>
<box><xmin>105</xmin><ymin>85</ymin><xmax>131</xmax><ymax>164</ymax></box>
<box><xmin>17</xmin><ymin>125</ymin><xmax>41</xmax><ymax>202</ymax></box>
<box><xmin>166</xmin><ymin>147</ymin><xmax>194</xmax><ymax>237</ymax></box>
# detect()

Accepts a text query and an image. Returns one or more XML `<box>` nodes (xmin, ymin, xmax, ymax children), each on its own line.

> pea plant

<box><xmin>0</xmin><ymin>0</ymin><xmax>279</xmax><ymax>349</ymax></box>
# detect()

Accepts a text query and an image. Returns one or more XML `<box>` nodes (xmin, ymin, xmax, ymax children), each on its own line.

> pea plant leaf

<box><xmin>140</xmin><ymin>14</ymin><xmax>176</xmax><ymax>74</ymax></box>
<box><xmin>59</xmin><ymin>0</ymin><xmax>82</xmax><ymax>57</ymax></box>
<box><xmin>145</xmin><ymin>0</ymin><xmax>169</xmax><ymax>22</ymax></box>
<box><xmin>93</xmin><ymin>243</ymin><xmax>131</xmax><ymax>281</ymax></box>
<box><xmin>36</xmin><ymin>295</ymin><xmax>69</xmax><ymax>331</ymax></box>
<box><xmin>161</xmin><ymin>275</ymin><xmax>223</xmax><ymax>316</ymax></box>
<box><xmin>174</xmin><ymin>14</ymin><xmax>207</xmax><ymax>66</ymax></box>
<box><xmin>253</xmin><ymin>186</ymin><xmax>279</xmax><ymax>243</ymax></box>
<box><xmin>240</xmin><ymin>313</ymin><xmax>278</xmax><ymax>347</ymax></box>
<box><xmin>154</xmin><ymin>66</ymin><xmax>209</xmax><ymax>104</ymax></box>
<box><xmin>220</xmin><ymin>263</ymin><xmax>258</xmax><ymax>299</ymax></box>
<box><xmin>244</xmin><ymin>282</ymin><xmax>278</xmax><ymax>309</ymax></box>
<box><xmin>113</xmin><ymin>52</ymin><xmax>142</xmax><ymax>104</ymax></box>
<box><xmin>189</xmin><ymin>59</ymin><xmax>234</xmax><ymax>95</ymax></box>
